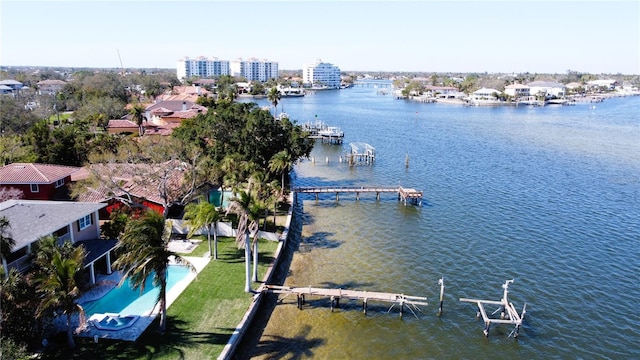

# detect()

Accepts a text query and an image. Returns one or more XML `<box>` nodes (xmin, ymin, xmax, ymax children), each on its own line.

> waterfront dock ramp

<box><xmin>261</xmin><ymin>284</ymin><xmax>428</xmax><ymax>317</ymax></box>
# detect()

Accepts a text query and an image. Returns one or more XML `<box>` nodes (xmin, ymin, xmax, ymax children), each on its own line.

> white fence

<box><xmin>169</xmin><ymin>219</ymin><xmax>280</xmax><ymax>241</ymax></box>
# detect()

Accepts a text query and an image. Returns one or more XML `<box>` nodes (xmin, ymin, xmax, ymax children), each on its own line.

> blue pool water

<box><xmin>82</xmin><ymin>265</ymin><xmax>192</xmax><ymax>317</ymax></box>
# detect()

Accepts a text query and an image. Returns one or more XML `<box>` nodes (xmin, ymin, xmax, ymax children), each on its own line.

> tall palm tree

<box><xmin>267</xmin><ymin>87</ymin><xmax>281</xmax><ymax>116</ymax></box>
<box><xmin>183</xmin><ymin>196</ymin><xmax>221</xmax><ymax>260</ymax></box>
<box><xmin>269</xmin><ymin>150</ymin><xmax>292</xmax><ymax>190</ymax></box>
<box><xmin>35</xmin><ymin>245</ymin><xmax>86</xmax><ymax>350</ymax></box>
<box><xmin>227</xmin><ymin>189</ymin><xmax>260</xmax><ymax>292</ymax></box>
<box><xmin>129</xmin><ymin>104</ymin><xmax>146</xmax><ymax>137</ymax></box>
<box><xmin>0</xmin><ymin>216</ymin><xmax>15</xmax><ymax>276</ymax></box>
<box><xmin>113</xmin><ymin>210</ymin><xmax>195</xmax><ymax>333</ymax></box>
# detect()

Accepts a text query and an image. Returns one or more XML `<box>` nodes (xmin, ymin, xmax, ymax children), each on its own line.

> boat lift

<box><xmin>460</xmin><ymin>279</ymin><xmax>527</xmax><ymax>338</ymax></box>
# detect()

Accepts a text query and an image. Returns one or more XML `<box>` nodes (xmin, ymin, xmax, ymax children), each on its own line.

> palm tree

<box><xmin>183</xmin><ymin>196</ymin><xmax>221</xmax><ymax>260</ymax></box>
<box><xmin>129</xmin><ymin>104</ymin><xmax>146</xmax><ymax>137</ymax></box>
<box><xmin>0</xmin><ymin>216</ymin><xmax>15</xmax><ymax>276</ymax></box>
<box><xmin>267</xmin><ymin>87</ymin><xmax>281</xmax><ymax>116</ymax></box>
<box><xmin>35</xmin><ymin>244</ymin><xmax>86</xmax><ymax>350</ymax></box>
<box><xmin>226</xmin><ymin>189</ymin><xmax>261</xmax><ymax>291</ymax></box>
<box><xmin>269</xmin><ymin>150</ymin><xmax>292</xmax><ymax>190</ymax></box>
<box><xmin>113</xmin><ymin>210</ymin><xmax>195</xmax><ymax>333</ymax></box>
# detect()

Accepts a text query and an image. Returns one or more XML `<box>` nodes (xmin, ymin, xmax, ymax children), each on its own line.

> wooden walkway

<box><xmin>261</xmin><ymin>284</ymin><xmax>428</xmax><ymax>317</ymax></box>
<box><xmin>292</xmin><ymin>186</ymin><xmax>423</xmax><ymax>206</ymax></box>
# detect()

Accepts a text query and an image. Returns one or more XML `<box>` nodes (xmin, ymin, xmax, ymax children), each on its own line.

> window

<box><xmin>55</xmin><ymin>178</ymin><xmax>65</xmax><ymax>188</ymax></box>
<box><xmin>78</xmin><ymin>214</ymin><xmax>92</xmax><ymax>231</ymax></box>
<box><xmin>30</xmin><ymin>184</ymin><xmax>39</xmax><ymax>193</ymax></box>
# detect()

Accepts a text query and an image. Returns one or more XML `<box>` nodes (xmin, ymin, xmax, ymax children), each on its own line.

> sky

<box><xmin>1</xmin><ymin>0</ymin><xmax>639</xmax><ymax>74</ymax></box>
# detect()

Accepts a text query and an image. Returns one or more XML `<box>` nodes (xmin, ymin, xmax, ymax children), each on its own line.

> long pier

<box><xmin>292</xmin><ymin>186</ymin><xmax>423</xmax><ymax>206</ymax></box>
<box><xmin>261</xmin><ymin>284</ymin><xmax>428</xmax><ymax>317</ymax></box>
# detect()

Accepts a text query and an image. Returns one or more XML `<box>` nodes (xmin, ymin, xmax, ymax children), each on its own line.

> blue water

<box><xmin>241</xmin><ymin>88</ymin><xmax>640</xmax><ymax>359</ymax></box>
<box><xmin>81</xmin><ymin>265</ymin><xmax>191</xmax><ymax>317</ymax></box>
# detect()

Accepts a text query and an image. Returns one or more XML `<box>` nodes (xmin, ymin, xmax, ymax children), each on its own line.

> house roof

<box><xmin>75</xmin><ymin>161</ymin><xmax>188</xmax><ymax>206</ymax></box>
<box><xmin>37</xmin><ymin>79</ymin><xmax>67</xmax><ymax>85</ymax></box>
<box><xmin>0</xmin><ymin>80</ymin><xmax>23</xmax><ymax>85</ymax></box>
<box><xmin>107</xmin><ymin>119</ymin><xmax>138</xmax><ymax>128</ymax></box>
<box><xmin>527</xmin><ymin>81</ymin><xmax>565</xmax><ymax>88</ymax></box>
<box><xmin>0</xmin><ymin>163</ymin><xmax>82</xmax><ymax>184</ymax></box>
<box><xmin>505</xmin><ymin>84</ymin><xmax>529</xmax><ymax>89</ymax></box>
<box><xmin>473</xmin><ymin>88</ymin><xmax>500</xmax><ymax>95</ymax></box>
<box><xmin>0</xmin><ymin>200</ymin><xmax>106</xmax><ymax>252</ymax></box>
<box><xmin>145</xmin><ymin>100</ymin><xmax>196</xmax><ymax>113</ymax></box>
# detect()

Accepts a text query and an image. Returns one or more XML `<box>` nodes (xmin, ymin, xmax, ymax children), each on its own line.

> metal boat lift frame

<box><xmin>460</xmin><ymin>279</ymin><xmax>527</xmax><ymax>338</ymax></box>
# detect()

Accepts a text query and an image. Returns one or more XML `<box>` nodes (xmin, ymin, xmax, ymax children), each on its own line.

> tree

<box><xmin>226</xmin><ymin>189</ymin><xmax>261</xmax><ymax>292</ymax></box>
<box><xmin>129</xmin><ymin>104</ymin><xmax>146</xmax><ymax>137</ymax></box>
<box><xmin>268</xmin><ymin>150</ymin><xmax>293</xmax><ymax>191</ymax></box>
<box><xmin>267</xmin><ymin>87</ymin><xmax>281</xmax><ymax>116</ymax></box>
<box><xmin>1</xmin><ymin>216</ymin><xmax>16</xmax><ymax>277</ymax></box>
<box><xmin>183</xmin><ymin>197</ymin><xmax>220</xmax><ymax>259</ymax></box>
<box><xmin>113</xmin><ymin>210</ymin><xmax>195</xmax><ymax>333</ymax></box>
<box><xmin>35</xmin><ymin>244</ymin><xmax>86</xmax><ymax>350</ymax></box>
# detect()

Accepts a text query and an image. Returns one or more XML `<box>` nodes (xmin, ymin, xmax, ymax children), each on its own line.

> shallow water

<box><xmin>239</xmin><ymin>88</ymin><xmax>640</xmax><ymax>359</ymax></box>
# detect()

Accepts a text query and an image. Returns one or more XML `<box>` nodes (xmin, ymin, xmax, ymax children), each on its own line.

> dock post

<box><xmin>400</xmin><ymin>302</ymin><xmax>404</xmax><ymax>318</ymax></box>
<box><xmin>315</xmin><ymin>193</ymin><xmax>319</xmax><ymax>201</ymax></box>
<box><xmin>301</xmin><ymin>294</ymin><xmax>305</xmax><ymax>305</ymax></box>
<box><xmin>297</xmin><ymin>295</ymin><xmax>302</xmax><ymax>310</ymax></box>
<box><xmin>330</xmin><ymin>296</ymin><xmax>335</xmax><ymax>311</ymax></box>
<box><xmin>376</xmin><ymin>192</ymin><xmax>380</xmax><ymax>201</ymax></box>
<box><xmin>484</xmin><ymin>321</ymin><xmax>490</xmax><ymax>337</ymax></box>
<box><xmin>356</xmin><ymin>192</ymin><xmax>360</xmax><ymax>201</ymax></box>
<box><xmin>363</xmin><ymin>298</ymin><xmax>368</xmax><ymax>315</ymax></box>
<box><xmin>438</xmin><ymin>277</ymin><xmax>445</xmax><ymax>316</ymax></box>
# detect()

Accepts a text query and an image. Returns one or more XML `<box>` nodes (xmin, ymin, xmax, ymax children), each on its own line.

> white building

<box><xmin>527</xmin><ymin>81</ymin><xmax>566</xmax><ymax>98</ymax></box>
<box><xmin>229</xmin><ymin>57</ymin><xmax>279</xmax><ymax>82</ymax></box>
<box><xmin>177</xmin><ymin>56</ymin><xmax>230</xmax><ymax>81</ymax></box>
<box><xmin>303</xmin><ymin>59</ymin><xmax>341</xmax><ymax>89</ymax></box>
<box><xmin>504</xmin><ymin>83</ymin><xmax>530</xmax><ymax>98</ymax></box>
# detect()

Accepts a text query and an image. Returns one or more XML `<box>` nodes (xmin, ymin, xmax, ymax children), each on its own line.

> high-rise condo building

<box><xmin>177</xmin><ymin>56</ymin><xmax>230</xmax><ymax>81</ymax></box>
<box><xmin>230</xmin><ymin>58</ymin><xmax>279</xmax><ymax>82</ymax></box>
<box><xmin>302</xmin><ymin>59</ymin><xmax>341</xmax><ymax>89</ymax></box>
<box><xmin>177</xmin><ymin>56</ymin><xmax>278</xmax><ymax>82</ymax></box>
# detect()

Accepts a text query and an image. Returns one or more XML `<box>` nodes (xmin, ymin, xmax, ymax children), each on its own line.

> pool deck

<box><xmin>56</xmin><ymin>255</ymin><xmax>210</xmax><ymax>342</ymax></box>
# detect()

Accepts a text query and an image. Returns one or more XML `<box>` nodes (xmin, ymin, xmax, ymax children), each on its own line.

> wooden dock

<box><xmin>292</xmin><ymin>186</ymin><xmax>423</xmax><ymax>206</ymax></box>
<box><xmin>261</xmin><ymin>284</ymin><xmax>428</xmax><ymax>317</ymax></box>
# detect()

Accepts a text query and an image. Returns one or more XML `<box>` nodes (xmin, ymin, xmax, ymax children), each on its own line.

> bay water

<box><xmin>238</xmin><ymin>85</ymin><xmax>640</xmax><ymax>359</ymax></box>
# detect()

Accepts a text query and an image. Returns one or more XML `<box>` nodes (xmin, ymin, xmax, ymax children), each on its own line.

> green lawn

<box><xmin>42</xmin><ymin>237</ymin><xmax>279</xmax><ymax>359</ymax></box>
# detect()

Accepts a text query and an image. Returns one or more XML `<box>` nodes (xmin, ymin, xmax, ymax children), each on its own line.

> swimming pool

<box><xmin>81</xmin><ymin>265</ymin><xmax>192</xmax><ymax>317</ymax></box>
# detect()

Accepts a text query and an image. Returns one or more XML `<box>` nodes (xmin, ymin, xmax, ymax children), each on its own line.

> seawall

<box><xmin>217</xmin><ymin>192</ymin><xmax>295</xmax><ymax>360</ymax></box>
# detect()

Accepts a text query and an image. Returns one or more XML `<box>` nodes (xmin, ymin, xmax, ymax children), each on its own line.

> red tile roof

<box><xmin>108</xmin><ymin>119</ymin><xmax>138</xmax><ymax>128</ymax></box>
<box><xmin>0</xmin><ymin>163</ymin><xmax>81</xmax><ymax>184</ymax></box>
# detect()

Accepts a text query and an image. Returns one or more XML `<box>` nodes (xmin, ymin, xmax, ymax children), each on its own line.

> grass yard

<box><xmin>41</xmin><ymin>237</ymin><xmax>280</xmax><ymax>360</ymax></box>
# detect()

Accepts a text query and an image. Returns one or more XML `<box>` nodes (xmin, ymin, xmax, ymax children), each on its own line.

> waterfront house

<box><xmin>0</xmin><ymin>199</ymin><xmax>114</xmax><ymax>284</ymax></box>
<box><xmin>504</xmin><ymin>83</ymin><xmax>530</xmax><ymax>98</ymax></box>
<box><xmin>469</xmin><ymin>88</ymin><xmax>502</xmax><ymax>105</ymax></box>
<box><xmin>527</xmin><ymin>81</ymin><xmax>566</xmax><ymax>99</ymax></box>
<box><xmin>586</xmin><ymin>79</ymin><xmax>618</xmax><ymax>91</ymax></box>
<box><xmin>0</xmin><ymin>163</ymin><xmax>82</xmax><ymax>201</ymax></box>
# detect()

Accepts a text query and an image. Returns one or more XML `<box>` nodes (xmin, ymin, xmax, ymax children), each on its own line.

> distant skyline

<box><xmin>1</xmin><ymin>1</ymin><xmax>639</xmax><ymax>74</ymax></box>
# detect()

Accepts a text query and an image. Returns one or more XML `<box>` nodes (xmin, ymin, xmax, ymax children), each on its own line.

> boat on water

<box><xmin>302</xmin><ymin>119</ymin><xmax>344</xmax><ymax>144</ymax></box>
<box><xmin>318</xmin><ymin>126</ymin><xmax>344</xmax><ymax>138</ymax></box>
<box><xmin>279</xmin><ymin>87</ymin><xmax>305</xmax><ymax>97</ymax></box>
